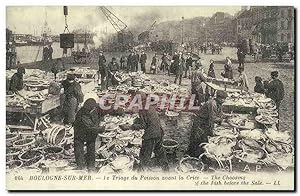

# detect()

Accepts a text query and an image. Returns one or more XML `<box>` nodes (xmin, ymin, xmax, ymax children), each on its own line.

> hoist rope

<box><xmin>63</xmin><ymin>15</ymin><xmax>70</xmax><ymax>33</ymax></box>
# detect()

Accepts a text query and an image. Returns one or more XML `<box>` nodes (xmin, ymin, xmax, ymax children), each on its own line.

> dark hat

<box><xmin>255</xmin><ymin>76</ymin><xmax>262</xmax><ymax>82</ymax></box>
<box><xmin>67</xmin><ymin>73</ymin><xmax>75</xmax><ymax>81</ymax></box>
<box><xmin>17</xmin><ymin>67</ymin><xmax>25</xmax><ymax>74</ymax></box>
<box><xmin>112</xmin><ymin>57</ymin><xmax>116</xmax><ymax>61</ymax></box>
<box><xmin>238</xmin><ymin>66</ymin><xmax>244</xmax><ymax>72</ymax></box>
<box><xmin>83</xmin><ymin>98</ymin><xmax>97</xmax><ymax>111</ymax></box>
<box><xmin>216</xmin><ymin>90</ymin><xmax>228</xmax><ymax>100</ymax></box>
<box><xmin>271</xmin><ymin>71</ymin><xmax>278</xmax><ymax>77</ymax></box>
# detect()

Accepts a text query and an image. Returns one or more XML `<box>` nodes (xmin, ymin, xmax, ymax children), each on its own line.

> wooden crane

<box><xmin>99</xmin><ymin>7</ymin><xmax>128</xmax><ymax>33</ymax></box>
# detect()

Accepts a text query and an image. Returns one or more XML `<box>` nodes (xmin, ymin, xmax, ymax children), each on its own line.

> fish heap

<box><xmin>6</xmin><ymin>69</ymin><xmax>52</xmax><ymax>81</ymax></box>
<box><xmin>6</xmin><ymin>89</ymin><xmax>50</xmax><ymax>108</ymax></box>
<box><xmin>198</xmin><ymin>124</ymin><xmax>294</xmax><ymax>171</ymax></box>
<box><xmin>95</xmin><ymin>114</ymin><xmax>145</xmax><ymax>173</ymax></box>
<box><xmin>98</xmin><ymin>71</ymin><xmax>189</xmax><ymax>97</ymax></box>
<box><xmin>225</xmin><ymin>92</ymin><xmax>275</xmax><ymax>108</ymax></box>
<box><xmin>58</xmin><ymin>67</ymin><xmax>97</xmax><ymax>80</ymax></box>
<box><xmin>184</xmin><ymin>90</ymin><xmax>293</xmax><ymax>172</ymax></box>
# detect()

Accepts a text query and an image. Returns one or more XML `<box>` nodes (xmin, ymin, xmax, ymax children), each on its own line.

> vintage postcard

<box><xmin>6</xmin><ymin>6</ymin><xmax>295</xmax><ymax>191</ymax></box>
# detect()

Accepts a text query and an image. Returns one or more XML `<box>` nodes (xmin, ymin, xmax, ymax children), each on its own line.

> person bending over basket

<box><xmin>186</xmin><ymin>91</ymin><xmax>228</xmax><ymax>160</ymax></box>
<box><xmin>73</xmin><ymin>98</ymin><xmax>105</xmax><ymax>172</ymax></box>
<box><xmin>131</xmin><ymin>92</ymin><xmax>169</xmax><ymax>172</ymax></box>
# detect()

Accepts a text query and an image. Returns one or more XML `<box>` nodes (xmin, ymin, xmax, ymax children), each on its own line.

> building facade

<box><xmin>236</xmin><ymin>6</ymin><xmax>295</xmax><ymax>44</ymax></box>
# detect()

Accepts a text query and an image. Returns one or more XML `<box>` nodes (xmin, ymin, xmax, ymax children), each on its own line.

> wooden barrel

<box><xmin>45</xmin><ymin>125</ymin><xmax>66</xmax><ymax>145</ymax></box>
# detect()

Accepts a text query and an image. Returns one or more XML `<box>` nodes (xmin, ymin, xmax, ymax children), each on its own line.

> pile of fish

<box><xmin>197</xmin><ymin>90</ymin><xmax>294</xmax><ymax>172</ymax></box>
<box><xmin>225</xmin><ymin>92</ymin><xmax>276</xmax><ymax>109</ymax></box>
<box><xmin>98</xmin><ymin>71</ymin><xmax>189</xmax><ymax>97</ymax></box>
<box><xmin>58</xmin><ymin>67</ymin><xmax>97</xmax><ymax>80</ymax></box>
<box><xmin>199</xmin><ymin>124</ymin><xmax>293</xmax><ymax>171</ymax></box>
<box><xmin>6</xmin><ymin>89</ymin><xmax>49</xmax><ymax>108</ymax></box>
<box><xmin>6</xmin><ymin>69</ymin><xmax>52</xmax><ymax>81</ymax></box>
<box><xmin>6</xmin><ymin>69</ymin><xmax>58</xmax><ymax>108</ymax></box>
<box><xmin>96</xmin><ymin>114</ymin><xmax>145</xmax><ymax>173</ymax></box>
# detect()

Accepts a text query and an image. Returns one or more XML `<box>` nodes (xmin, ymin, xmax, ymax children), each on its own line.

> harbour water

<box><xmin>15</xmin><ymin>42</ymin><xmax>92</xmax><ymax>64</ymax></box>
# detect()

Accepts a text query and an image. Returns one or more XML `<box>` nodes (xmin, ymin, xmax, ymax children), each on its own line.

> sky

<box><xmin>6</xmin><ymin>6</ymin><xmax>241</xmax><ymax>35</ymax></box>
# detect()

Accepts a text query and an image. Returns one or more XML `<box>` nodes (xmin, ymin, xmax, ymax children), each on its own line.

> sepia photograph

<box><xmin>5</xmin><ymin>5</ymin><xmax>295</xmax><ymax>191</ymax></box>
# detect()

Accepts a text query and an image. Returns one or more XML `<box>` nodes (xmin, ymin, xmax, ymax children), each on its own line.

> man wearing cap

<box><xmin>132</xmin><ymin>92</ymin><xmax>169</xmax><ymax>172</ymax></box>
<box><xmin>98</xmin><ymin>51</ymin><xmax>107</xmax><ymax>90</ymax></box>
<box><xmin>186</xmin><ymin>90</ymin><xmax>227</xmax><ymax>159</ymax></box>
<box><xmin>237</xmin><ymin>48</ymin><xmax>246</xmax><ymax>69</ymax></box>
<box><xmin>184</xmin><ymin>53</ymin><xmax>193</xmax><ymax>78</ymax></box>
<box><xmin>234</xmin><ymin>66</ymin><xmax>249</xmax><ymax>91</ymax></box>
<box><xmin>160</xmin><ymin>53</ymin><xmax>168</xmax><ymax>73</ymax></box>
<box><xmin>127</xmin><ymin>51</ymin><xmax>135</xmax><ymax>72</ymax></box>
<box><xmin>73</xmin><ymin>98</ymin><xmax>105</xmax><ymax>172</ymax></box>
<box><xmin>264</xmin><ymin>71</ymin><xmax>285</xmax><ymax>111</ymax></box>
<box><xmin>191</xmin><ymin>61</ymin><xmax>207</xmax><ymax>106</ymax></box>
<box><xmin>108</xmin><ymin>57</ymin><xmax>120</xmax><ymax>86</ymax></box>
<box><xmin>150</xmin><ymin>54</ymin><xmax>158</xmax><ymax>74</ymax></box>
<box><xmin>254</xmin><ymin>76</ymin><xmax>265</xmax><ymax>94</ymax></box>
<box><xmin>9</xmin><ymin>67</ymin><xmax>25</xmax><ymax>93</ymax></box>
<box><xmin>174</xmin><ymin>52</ymin><xmax>185</xmax><ymax>85</ymax></box>
<box><xmin>61</xmin><ymin>74</ymin><xmax>84</xmax><ymax>127</ymax></box>
<box><xmin>139</xmin><ymin>50</ymin><xmax>147</xmax><ymax>73</ymax></box>
<box><xmin>120</xmin><ymin>55</ymin><xmax>127</xmax><ymax>70</ymax></box>
<box><xmin>133</xmin><ymin>51</ymin><xmax>140</xmax><ymax>72</ymax></box>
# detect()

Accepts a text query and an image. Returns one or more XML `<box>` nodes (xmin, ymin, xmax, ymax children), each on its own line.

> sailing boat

<box><xmin>28</xmin><ymin>11</ymin><xmax>53</xmax><ymax>46</ymax></box>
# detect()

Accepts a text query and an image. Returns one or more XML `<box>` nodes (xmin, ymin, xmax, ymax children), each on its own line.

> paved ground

<box><xmin>63</xmin><ymin>47</ymin><xmax>295</xmax><ymax>160</ymax></box>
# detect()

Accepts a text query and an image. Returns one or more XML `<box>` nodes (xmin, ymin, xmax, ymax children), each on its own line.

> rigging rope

<box><xmin>64</xmin><ymin>15</ymin><xmax>70</xmax><ymax>33</ymax></box>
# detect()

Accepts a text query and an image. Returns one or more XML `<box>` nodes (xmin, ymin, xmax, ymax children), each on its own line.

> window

<box><xmin>281</xmin><ymin>21</ymin><xmax>285</xmax><ymax>29</ymax></box>
<box><xmin>281</xmin><ymin>34</ymin><xmax>285</xmax><ymax>42</ymax></box>
<box><xmin>281</xmin><ymin>10</ymin><xmax>285</xmax><ymax>18</ymax></box>
<box><xmin>287</xmin><ymin>33</ymin><xmax>291</xmax><ymax>42</ymax></box>
<box><xmin>288</xmin><ymin>21</ymin><xmax>292</xmax><ymax>30</ymax></box>
<box><xmin>288</xmin><ymin>9</ymin><xmax>292</xmax><ymax>17</ymax></box>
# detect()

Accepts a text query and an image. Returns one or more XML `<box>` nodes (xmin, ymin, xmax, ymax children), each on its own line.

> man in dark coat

<box><xmin>169</xmin><ymin>52</ymin><xmax>179</xmax><ymax>75</ymax></box>
<box><xmin>191</xmin><ymin>63</ymin><xmax>207</xmax><ymax>106</ymax></box>
<box><xmin>237</xmin><ymin>48</ymin><xmax>245</xmax><ymax>68</ymax></box>
<box><xmin>132</xmin><ymin>95</ymin><xmax>169</xmax><ymax>172</ymax></box>
<box><xmin>127</xmin><ymin>51</ymin><xmax>135</xmax><ymax>72</ymax></box>
<box><xmin>120</xmin><ymin>55</ymin><xmax>127</xmax><ymax>70</ymax></box>
<box><xmin>174</xmin><ymin>52</ymin><xmax>185</xmax><ymax>85</ymax></box>
<box><xmin>108</xmin><ymin>57</ymin><xmax>120</xmax><ymax>86</ymax></box>
<box><xmin>48</xmin><ymin>44</ymin><xmax>53</xmax><ymax>60</ymax></box>
<box><xmin>73</xmin><ymin>98</ymin><xmax>105</xmax><ymax>172</ymax></box>
<box><xmin>254</xmin><ymin>76</ymin><xmax>265</xmax><ymax>94</ymax></box>
<box><xmin>9</xmin><ymin>67</ymin><xmax>25</xmax><ymax>93</ymax></box>
<box><xmin>264</xmin><ymin>71</ymin><xmax>285</xmax><ymax>110</ymax></box>
<box><xmin>160</xmin><ymin>53</ymin><xmax>168</xmax><ymax>72</ymax></box>
<box><xmin>184</xmin><ymin>53</ymin><xmax>193</xmax><ymax>78</ymax></box>
<box><xmin>186</xmin><ymin>91</ymin><xmax>227</xmax><ymax>159</ymax></box>
<box><xmin>42</xmin><ymin>46</ymin><xmax>49</xmax><ymax>61</ymax></box>
<box><xmin>98</xmin><ymin>51</ymin><xmax>107</xmax><ymax>90</ymax></box>
<box><xmin>139</xmin><ymin>51</ymin><xmax>147</xmax><ymax>73</ymax></box>
<box><xmin>61</xmin><ymin>74</ymin><xmax>84</xmax><ymax>126</ymax></box>
<box><xmin>150</xmin><ymin>54</ymin><xmax>158</xmax><ymax>74</ymax></box>
<box><xmin>208</xmin><ymin>59</ymin><xmax>216</xmax><ymax>78</ymax></box>
<box><xmin>133</xmin><ymin>51</ymin><xmax>140</xmax><ymax>72</ymax></box>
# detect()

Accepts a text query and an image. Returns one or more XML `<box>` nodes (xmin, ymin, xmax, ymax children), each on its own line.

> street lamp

<box><xmin>203</xmin><ymin>23</ymin><xmax>207</xmax><ymax>45</ymax></box>
<box><xmin>181</xmin><ymin>16</ymin><xmax>184</xmax><ymax>45</ymax></box>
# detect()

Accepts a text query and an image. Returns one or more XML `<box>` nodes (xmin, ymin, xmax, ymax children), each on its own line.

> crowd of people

<box><xmin>42</xmin><ymin>44</ymin><xmax>54</xmax><ymax>61</ymax></box>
